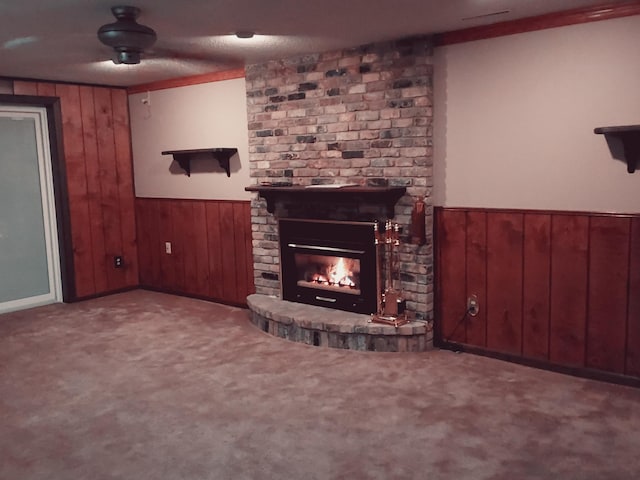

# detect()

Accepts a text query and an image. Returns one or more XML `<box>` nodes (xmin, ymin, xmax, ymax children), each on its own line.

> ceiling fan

<box><xmin>95</xmin><ymin>5</ymin><xmax>240</xmax><ymax>70</ymax></box>
<box><xmin>97</xmin><ymin>5</ymin><xmax>157</xmax><ymax>65</ymax></box>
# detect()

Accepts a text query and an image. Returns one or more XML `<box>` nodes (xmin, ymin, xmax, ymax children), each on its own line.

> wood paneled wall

<box><xmin>12</xmin><ymin>80</ymin><xmax>138</xmax><ymax>299</ymax></box>
<box><xmin>135</xmin><ymin>198</ymin><xmax>254</xmax><ymax>306</ymax></box>
<box><xmin>436</xmin><ymin>207</ymin><xmax>640</xmax><ymax>379</ymax></box>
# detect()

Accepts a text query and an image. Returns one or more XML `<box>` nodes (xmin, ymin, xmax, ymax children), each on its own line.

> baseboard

<box><xmin>70</xmin><ymin>285</ymin><xmax>139</xmax><ymax>302</ymax></box>
<box><xmin>139</xmin><ymin>285</ymin><xmax>249</xmax><ymax>309</ymax></box>
<box><xmin>437</xmin><ymin>339</ymin><xmax>640</xmax><ymax>389</ymax></box>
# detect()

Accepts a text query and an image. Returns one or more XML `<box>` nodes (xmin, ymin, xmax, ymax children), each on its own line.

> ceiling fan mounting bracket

<box><xmin>111</xmin><ymin>5</ymin><xmax>141</xmax><ymax>20</ymax></box>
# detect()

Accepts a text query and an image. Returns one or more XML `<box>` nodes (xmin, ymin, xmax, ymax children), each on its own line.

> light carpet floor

<box><xmin>1</xmin><ymin>290</ymin><xmax>639</xmax><ymax>480</ymax></box>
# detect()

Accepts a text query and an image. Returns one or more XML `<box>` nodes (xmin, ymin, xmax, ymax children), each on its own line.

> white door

<box><xmin>0</xmin><ymin>106</ymin><xmax>62</xmax><ymax>314</ymax></box>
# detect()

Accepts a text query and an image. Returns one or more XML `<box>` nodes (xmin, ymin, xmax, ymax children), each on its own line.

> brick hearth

<box><xmin>248</xmin><ymin>294</ymin><xmax>432</xmax><ymax>352</ymax></box>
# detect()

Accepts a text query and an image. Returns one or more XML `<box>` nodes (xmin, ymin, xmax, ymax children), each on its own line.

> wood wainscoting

<box><xmin>435</xmin><ymin>207</ymin><xmax>640</xmax><ymax>382</ymax></box>
<box><xmin>135</xmin><ymin>198</ymin><xmax>255</xmax><ymax>306</ymax></box>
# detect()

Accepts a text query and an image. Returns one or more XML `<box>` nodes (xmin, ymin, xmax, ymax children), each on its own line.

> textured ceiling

<box><xmin>0</xmin><ymin>0</ymin><xmax>621</xmax><ymax>87</ymax></box>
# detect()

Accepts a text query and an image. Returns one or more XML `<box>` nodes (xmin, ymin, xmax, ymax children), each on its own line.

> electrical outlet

<box><xmin>114</xmin><ymin>255</ymin><xmax>123</xmax><ymax>268</ymax></box>
<box><xmin>467</xmin><ymin>294</ymin><xmax>479</xmax><ymax>317</ymax></box>
<box><xmin>165</xmin><ymin>242</ymin><xmax>172</xmax><ymax>254</ymax></box>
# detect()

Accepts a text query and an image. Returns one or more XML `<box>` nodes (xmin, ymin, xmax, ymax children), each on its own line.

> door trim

<box><xmin>0</xmin><ymin>93</ymin><xmax>75</xmax><ymax>302</ymax></box>
<box><xmin>0</xmin><ymin>107</ymin><xmax>62</xmax><ymax>312</ymax></box>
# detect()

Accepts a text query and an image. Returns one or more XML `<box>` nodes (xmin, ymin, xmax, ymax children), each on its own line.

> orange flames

<box><xmin>311</xmin><ymin>257</ymin><xmax>356</xmax><ymax>288</ymax></box>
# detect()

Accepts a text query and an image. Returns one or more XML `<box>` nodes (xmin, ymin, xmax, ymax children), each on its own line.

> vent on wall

<box><xmin>594</xmin><ymin>125</ymin><xmax>640</xmax><ymax>173</ymax></box>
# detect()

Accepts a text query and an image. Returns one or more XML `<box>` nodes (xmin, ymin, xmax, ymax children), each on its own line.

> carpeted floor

<box><xmin>1</xmin><ymin>290</ymin><xmax>639</xmax><ymax>480</ymax></box>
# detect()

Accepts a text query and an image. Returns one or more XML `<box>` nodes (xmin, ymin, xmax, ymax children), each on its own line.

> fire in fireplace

<box><xmin>279</xmin><ymin>219</ymin><xmax>378</xmax><ymax>314</ymax></box>
<box><xmin>295</xmin><ymin>254</ymin><xmax>360</xmax><ymax>293</ymax></box>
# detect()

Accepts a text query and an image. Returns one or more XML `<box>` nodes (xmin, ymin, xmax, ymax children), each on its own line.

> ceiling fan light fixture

<box><xmin>114</xmin><ymin>49</ymin><xmax>141</xmax><ymax>65</ymax></box>
<box><xmin>235</xmin><ymin>31</ymin><xmax>255</xmax><ymax>39</ymax></box>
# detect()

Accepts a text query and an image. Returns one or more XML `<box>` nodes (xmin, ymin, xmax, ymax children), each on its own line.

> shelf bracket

<box><xmin>594</xmin><ymin>125</ymin><xmax>640</xmax><ymax>174</ymax></box>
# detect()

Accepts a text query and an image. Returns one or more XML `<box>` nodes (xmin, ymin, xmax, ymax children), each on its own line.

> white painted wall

<box><xmin>129</xmin><ymin>78</ymin><xmax>252</xmax><ymax>200</ymax></box>
<box><xmin>433</xmin><ymin>15</ymin><xmax>640</xmax><ymax>213</ymax></box>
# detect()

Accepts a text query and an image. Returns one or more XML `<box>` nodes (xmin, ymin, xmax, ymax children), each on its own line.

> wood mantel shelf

<box><xmin>594</xmin><ymin>125</ymin><xmax>640</xmax><ymax>173</ymax></box>
<box><xmin>245</xmin><ymin>184</ymin><xmax>407</xmax><ymax>218</ymax></box>
<box><xmin>161</xmin><ymin>148</ymin><xmax>237</xmax><ymax>177</ymax></box>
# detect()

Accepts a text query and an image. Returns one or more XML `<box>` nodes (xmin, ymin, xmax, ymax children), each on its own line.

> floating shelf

<box><xmin>245</xmin><ymin>184</ymin><xmax>407</xmax><ymax>218</ymax></box>
<box><xmin>161</xmin><ymin>148</ymin><xmax>237</xmax><ymax>177</ymax></box>
<box><xmin>594</xmin><ymin>125</ymin><xmax>640</xmax><ymax>173</ymax></box>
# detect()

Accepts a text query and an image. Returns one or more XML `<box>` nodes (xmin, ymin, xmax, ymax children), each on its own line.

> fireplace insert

<box><xmin>279</xmin><ymin>219</ymin><xmax>378</xmax><ymax>314</ymax></box>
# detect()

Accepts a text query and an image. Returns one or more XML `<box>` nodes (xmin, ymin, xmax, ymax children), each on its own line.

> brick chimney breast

<box><xmin>245</xmin><ymin>36</ymin><xmax>434</xmax><ymax>322</ymax></box>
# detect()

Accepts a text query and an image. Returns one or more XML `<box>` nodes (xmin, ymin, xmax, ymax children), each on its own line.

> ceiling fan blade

<box><xmin>2</xmin><ymin>36</ymin><xmax>39</xmax><ymax>50</ymax></box>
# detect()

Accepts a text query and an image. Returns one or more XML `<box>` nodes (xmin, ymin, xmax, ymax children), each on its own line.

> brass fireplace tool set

<box><xmin>371</xmin><ymin>220</ymin><xmax>410</xmax><ymax>327</ymax></box>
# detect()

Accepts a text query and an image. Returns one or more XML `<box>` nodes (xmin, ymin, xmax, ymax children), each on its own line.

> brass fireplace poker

<box><xmin>371</xmin><ymin>220</ymin><xmax>410</xmax><ymax>328</ymax></box>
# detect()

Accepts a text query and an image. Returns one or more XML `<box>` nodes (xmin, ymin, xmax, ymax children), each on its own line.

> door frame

<box><xmin>0</xmin><ymin>93</ymin><xmax>75</xmax><ymax>302</ymax></box>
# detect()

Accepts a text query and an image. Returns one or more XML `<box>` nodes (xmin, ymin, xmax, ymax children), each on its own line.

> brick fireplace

<box><xmin>245</xmin><ymin>36</ymin><xmax>434</xmax><ymax>332</ymax></box>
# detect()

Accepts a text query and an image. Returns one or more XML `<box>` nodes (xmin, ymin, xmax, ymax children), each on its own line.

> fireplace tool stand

<box><xmin>371</xmin><ymin>220</ymin><xmax>410</xmax><ymax>327</ymax></box>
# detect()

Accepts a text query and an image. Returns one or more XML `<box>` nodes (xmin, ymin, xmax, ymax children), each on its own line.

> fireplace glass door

<box><xmin>279</xmin><ymin>219</ymin><xmax>378</xmax><ymax>314</ymax></box>
<box><xmin>294</xmin><ymin>250</ymin><xmax>361</xmax><ymax>295</ymax></box>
